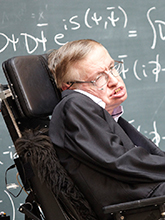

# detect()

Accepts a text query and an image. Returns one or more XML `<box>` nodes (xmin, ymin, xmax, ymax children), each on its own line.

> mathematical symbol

<box><xmin>3</xmin><ymin>151</ymin><xmax>9</xmax><ymax>154</ymax></box>
<box><xmin>37</xmin><ymin>23</ymin><xmax>48</xmax><ymax>27</ymax></box>
<box><xmin>118</xmin><ymin>55</ymin><xmax>127</xmax><ymax>59</ymax></box>
<box><xmin>128</xmin><ymin>30</ymin><xmax>137</xmax><ymax>37</ymax></box>
<box><xmin>31</xmin><ymin>13</ymin><xmax>35</xmax><ymax>19</ymax></box>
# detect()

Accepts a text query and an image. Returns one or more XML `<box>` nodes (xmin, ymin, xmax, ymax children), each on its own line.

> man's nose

<box><xmin>106</xmin><ymin>73</ymin><xmax>118</xmax><ymax>87</ymax></box>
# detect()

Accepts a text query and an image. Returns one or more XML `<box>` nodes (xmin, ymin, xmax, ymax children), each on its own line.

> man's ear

<box><xmin>61</xmin><ymin>83</ymin><xmax>70</xmax><ymax>91</ymax></box>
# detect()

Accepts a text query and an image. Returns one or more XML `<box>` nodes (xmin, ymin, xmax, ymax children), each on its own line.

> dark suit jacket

<box><xmin>49</xmin><ymin>90</ymin><xmax>165</xmax><ymax>219</ymax></box>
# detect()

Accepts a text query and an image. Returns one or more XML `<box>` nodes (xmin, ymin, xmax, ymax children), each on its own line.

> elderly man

<box><xmin>48</xmin><ymin>39</ymin><xmax>165</xmax><ymax>219</ymax></box>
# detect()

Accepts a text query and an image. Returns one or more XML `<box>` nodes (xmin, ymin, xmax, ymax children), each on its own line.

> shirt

<box><xmin>74</xmin><ymin>89</ymin><xmax>123</xmax><ymax>122</ymax></box>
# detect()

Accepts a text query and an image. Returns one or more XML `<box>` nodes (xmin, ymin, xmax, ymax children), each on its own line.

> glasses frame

<box><xmin>67</xmin><ymin>60</ymin><xmax>123</xmax><ymax>89</ymax></box>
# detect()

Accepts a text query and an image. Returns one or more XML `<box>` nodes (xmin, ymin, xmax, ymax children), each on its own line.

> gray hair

<box><xmin>48</xmin><ymin>39</ymin><xmax>103</xmax><ymax>89</ymax></box>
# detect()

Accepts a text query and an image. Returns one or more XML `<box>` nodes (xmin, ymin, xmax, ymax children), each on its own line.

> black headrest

<box><xmin>2</xmin><ymin>54</ymin><xmax>61</xmax><ymax>118</ymax></box>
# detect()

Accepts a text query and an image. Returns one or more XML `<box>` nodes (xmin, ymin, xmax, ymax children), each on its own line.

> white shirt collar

<box><xmin>74</xmin><ymin>89</ymin><xmax>106</xmax><ymax>109</ymax></box>
<box><xmin>74</xmin><ymin>89</ymin><xmax>123</xmax><ymax>121</ymax></box>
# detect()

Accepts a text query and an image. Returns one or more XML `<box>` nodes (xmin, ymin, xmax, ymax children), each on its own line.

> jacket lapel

<box><xmin>103</xmin><ymin>109</ymin><xmax>135</xmax><ymax>150</ymax></box>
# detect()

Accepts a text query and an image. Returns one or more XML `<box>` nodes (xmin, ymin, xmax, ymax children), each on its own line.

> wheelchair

<box><xmin>1</xmin><ymin>54</ymin><xmax>165</xmax><ymax>220</ymax></box>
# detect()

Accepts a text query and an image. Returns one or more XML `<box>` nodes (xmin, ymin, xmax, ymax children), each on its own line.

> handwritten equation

<box><xmin>147</xmin><ymin>7</ymin><xmax>165</xmax><ymax>49</ymax></box>
<box><xmin>118</xmin><ymin>53</ymin><xmax>165</xmax><ymax>82</ymax></box>
<box><xmin>0</xmin><ymin>6</ymin><xmax>165</xmax><ymax>53</ymax></box>
<box><xmin>62</xmin><ymin>6</ymin><xmax>128</xmax><ymax>30</ymax></box>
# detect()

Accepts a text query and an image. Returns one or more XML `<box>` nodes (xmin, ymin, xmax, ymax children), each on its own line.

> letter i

<box><xmin>142</xmin><ymin>65</ymin><xmax>147</xmax><ymax>77</ymax></box>
<box><xmin>63</xmin><ymin>19</ymin><xmax>68</xmax><ymax>30</ymax></box>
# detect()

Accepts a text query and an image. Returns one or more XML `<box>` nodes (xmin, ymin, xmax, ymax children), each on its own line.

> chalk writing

<box><xmin>147</xmin><ymin>7</ymin><xmax>165</xmax><ymax>49</ymax></box>
<box><xmin>0</xmin><ymin>31</ymin><xmax>47</xmax><ymax>54</ymax></box>
<box><xmin>6</xmin><ymin>183</ymin><xmax>19</xmax><ymax>190</ymax></box>
<box><xmin>149</xmin><ymin>121</ymin><xmax>161</xmax><ymax>146</ymax></box>
<box><xmin>4</xmin><ymin>190</ymin><xmax>15</xmax><ymax>220</ymax></box>
<box><xmin>84</xmin><ymin>6</ymin><xmax>127</xmax><ymax>29</ymax></box>
<box><xmin>0</xmin><ymin>5</ymin><xmax>165</xmax><ymax>53</ymax></box>
<box><xmin>117</xmin><ymin>54</ymin><xmax>165</xmax><ymax>82</ymax></box>
<box><xmin>133</xmin><ymin>54</ymin><xmax>165</xmax><ymax>82</ymax></box>
<box><xmin>0</xmin><ymin>33</ymin><xmax>19</xmax><ymax>53</ymax></box>
<box><xmin>0</xmin><ymin>5</ymin><xmax>165</xmax><ymax>55</ymax></box>
<box><xmin>117</xmin><ymin>55</ymin><xmax>129</xmax><ymax>79</ymax></box>
<box><xmin>21</xmin><ymin>31</ymin><xmax>47</xmax><ymax>54</ymax></box>
<box><xmin>1</xmin><ymin>145</ymin><xmax>15</xmax><ymax>165</ymax></box>
<box><xmin>128</xmin><ymin>30</ymin><xmax>137</xmax><ymax>38</ymax></box>
<box><xmin>129</xmin><ymin>120</ymin><xmax>164</xmax><ymax>147</ymax></box>
<box><xmin>0</xmin><ymin>6</ymin><xmax>129</xmax><ymax>52</ymax></box>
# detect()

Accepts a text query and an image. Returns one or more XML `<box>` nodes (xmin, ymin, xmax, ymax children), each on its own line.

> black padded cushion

<box><xmin>2</xmin><ymin>54</ymin><xmax>61</xmax><ymax>118</ymax></box>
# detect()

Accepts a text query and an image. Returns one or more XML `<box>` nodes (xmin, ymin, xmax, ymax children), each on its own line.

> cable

<box><xmin>16</xmin><ymin>172</ymin><xmax>29</xmax><ymax>195</ymax></box>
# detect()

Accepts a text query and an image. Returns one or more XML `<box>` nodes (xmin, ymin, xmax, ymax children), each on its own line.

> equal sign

<box><xmin>128</xmin><ymin>30</ymin><xmax>137</xmax><ymax>37</ymax></box>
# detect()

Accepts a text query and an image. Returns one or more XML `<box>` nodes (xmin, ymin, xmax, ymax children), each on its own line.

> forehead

<box><xmin>75</xmin><ymin>46</ymin><xmax>113</xmax><ymax>75</ymax></box>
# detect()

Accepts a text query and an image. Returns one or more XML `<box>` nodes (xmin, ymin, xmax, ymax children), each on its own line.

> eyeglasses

<box><xmin>67</xmin><ymin>60</ymin><xmax>123</xmax><ymax>90</ymax></box>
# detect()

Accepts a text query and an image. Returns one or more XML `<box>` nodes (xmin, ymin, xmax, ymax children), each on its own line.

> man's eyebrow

<box><xmin>108</xmin><ymin>60</ymin><xmax>115</xmax><ymax>69</ymax></box>
<box><xmin>92</xmin><ymin>60</ymin><xmax>115</xmax><ymax>78</ymax></box>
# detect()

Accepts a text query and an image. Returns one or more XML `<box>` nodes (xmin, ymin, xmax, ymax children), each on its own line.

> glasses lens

<box><xmin>113</xmin><ymin>62</ymin><xmax>123</xmax><ymax>76</ymax></box>
<box><xmin>95</xmin><ymin>74</ymin><xmax>108</xmax><ymax>88</ymax></box>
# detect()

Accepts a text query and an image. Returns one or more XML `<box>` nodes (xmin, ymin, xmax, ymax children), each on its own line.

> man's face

<box><xmin>73</xmin><ymin>45</ymin><xmax>127</xmax><ymax>114</ymax></box>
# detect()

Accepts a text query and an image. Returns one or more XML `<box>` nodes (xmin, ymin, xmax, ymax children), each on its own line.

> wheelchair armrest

<box><xmin>103</xmin><ymin>195</ymin><xmax>165</xmax><ymax>214</ymax></box>
<box><xmin>103</xmin><ymin>196</ymin><xmax>165</xmax><ymax>220</ymax></box>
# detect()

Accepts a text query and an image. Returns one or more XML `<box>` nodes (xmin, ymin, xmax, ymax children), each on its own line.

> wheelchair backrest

<box><xmin>2</xmin><ymin>54</ymin><xmax>61</xmax><ymax>118</ymax></box>
<box><xmin>1</xmin><ymin>54</ymin><xmax>61</xmax><ymax>143</ymax></box>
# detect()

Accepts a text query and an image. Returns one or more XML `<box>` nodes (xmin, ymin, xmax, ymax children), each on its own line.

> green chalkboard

<box><xmin>0</xmin><ymin>0</ymin><xmax>165</xmax><ymax>219</ymax></box>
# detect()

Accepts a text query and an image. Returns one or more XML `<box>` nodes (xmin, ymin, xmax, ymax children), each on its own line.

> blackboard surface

<box><xmin>0</xmin><ymin>0</ymin><xmax>165</xmax><ymax>219</ymax></box>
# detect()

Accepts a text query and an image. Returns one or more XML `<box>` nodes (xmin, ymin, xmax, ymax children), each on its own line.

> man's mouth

<box><xmin>114</xmin><ymin>88</ymin><xmax>121</xmax><ymax>94</ymax></box>
<box><xmin>110</xmin><ymin>87</ymin><xmax>125</xmax><ymax>97</ymax></box>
